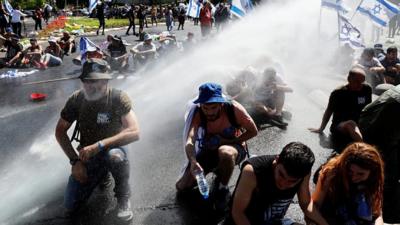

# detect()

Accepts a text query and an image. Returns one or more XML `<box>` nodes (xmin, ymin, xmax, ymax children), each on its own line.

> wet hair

<box><xmin>387</xmin><ymin>46</ymin><xmax>398</xmax><ymax>54</ymax></box>
<box><xmin>277</xmin><ymin>142</ymin><xmax>315</xmax><ymax>178</ymax></box>
<box><xmin>320</xmin><ymin>142</ymin><xmax>384</xmax><ymax>217</ymax></box>
<box><xmin>362</xmin><ymin>48</ymin><xmax>375</xmax><ymax>58</ymax></box>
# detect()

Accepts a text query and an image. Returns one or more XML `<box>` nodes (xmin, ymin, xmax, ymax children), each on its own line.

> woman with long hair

<box><xmin>311</xmin><ymin>142</ymin><xmax>384</xmax><ymax>225</ymax></box>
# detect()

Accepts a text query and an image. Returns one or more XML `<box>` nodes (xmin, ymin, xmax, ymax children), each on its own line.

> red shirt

<box><xmin>200</xmin><ymin>6</ymin><xmax>212</xmax><ymax>26</ymax></box>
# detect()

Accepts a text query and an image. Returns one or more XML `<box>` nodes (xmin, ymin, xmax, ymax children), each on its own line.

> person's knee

<box><xmin>106</xmin><ymin>148</ymin><xmax>126</xmax><ymax>163</ymax></box>
<box><xmin>341</xmin><ymin>120</ymin><xmax>358</xmax><ymax>132</ymax></box>
<box><xmin>218</xmin><ymin>146</ymin><xmax>237</xmax><ymax>163</ymax></box>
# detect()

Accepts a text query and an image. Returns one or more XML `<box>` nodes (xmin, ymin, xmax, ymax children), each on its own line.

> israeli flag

<box><xmin>89</xmin><ymin>0</ymin><xmax>98</xmax><ymax>13</ymax></box>
<box><xmin>186</xmin><ymin>0</ymin><xmax>201</xmax><ymax>18</ymax></box>
<box><xmin>321</xmin><ymin>0</ymin><xmax>349</xmax><ymax>13</ymax></box>
<box><xmin>80</xmin><ymin>37</ymin><xmax>98</xmax><ymax>64</ymax></box>
<box><xmin>357</xmin><ymin>0</ymin><xmax>400</xmax><ymax>27</ymax></box>
<box><xmin>338</xmin><ymin>15</ymin><xmax>365</xmax><ymax>48</ymax></box>
<box><xmin>3</xmin><ymin>0</ymin><xmax>13</xmax><ymax>14</ymax></box>
<box><xmin>231</xmin><ymin>0</ymin><xmax>253</xmax><ymax>17</ymax></box>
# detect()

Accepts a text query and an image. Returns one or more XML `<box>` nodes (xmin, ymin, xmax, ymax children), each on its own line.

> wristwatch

<box><xmin>98</xmin><ymin>141</ymin><xmax>106</xmax><ymax>152</ymax></box>
<box><xmin>69</xmin><ymin>158</ymin><xmax>80</xmax><ymax>166</ymax></box>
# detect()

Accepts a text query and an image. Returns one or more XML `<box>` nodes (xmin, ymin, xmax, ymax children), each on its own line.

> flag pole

<box><xmin>350</xmin><ymin>0</ymin><xmax>364</xmax><ymax>21</ymax></box>
<box><xmin>337</xmin><ymin>11</ymin><xmax>341</xmax><ymax>46</ymax></box>
<box><xmin>318</xmin><ymin>5</ymin><xmax>322</xmax><ymax>37</ymax></box>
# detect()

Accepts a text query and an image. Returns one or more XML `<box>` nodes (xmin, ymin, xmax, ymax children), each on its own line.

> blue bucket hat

<box><xmin>193</xmin><ymin>82</ymin><xmax>227</xmax><ymax>104</ymax></box>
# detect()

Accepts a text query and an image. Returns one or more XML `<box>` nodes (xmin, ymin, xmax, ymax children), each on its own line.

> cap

<box><xmin>144</xmin><ymin>33</ymin><xmax>152</xmax><ymax>41</ymax></box>
<box><xmin>6</xmin><ymin>27</ymin><xmax>12</xmax><ymax>33</ymax></box>
<box><xmin>193</xmin><ymin>82</ymin><xmax>227</xmax><ymax>104</ymax></box>
<box><xmin>48</xmin><ymin>36</ymin><xmax>57</xmax><ymax>43</ymax></box>
<box><xmin>79</xmin><ymin>58</ymin><xmax>112</xmax><ymax>80</ymax></box>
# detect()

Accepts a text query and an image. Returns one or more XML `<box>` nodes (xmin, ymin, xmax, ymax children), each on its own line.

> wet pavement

<box><xmin>0</xmin><ymin>22</ymin><xmax>348</xmax><ymax>225</ymax></box>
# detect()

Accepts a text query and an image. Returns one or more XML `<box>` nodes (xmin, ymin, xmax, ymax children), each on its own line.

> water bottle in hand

<box><xmin>195</xmin><ymin>170</ymin><xmax>209</xmax><ymax>199</ymax></box>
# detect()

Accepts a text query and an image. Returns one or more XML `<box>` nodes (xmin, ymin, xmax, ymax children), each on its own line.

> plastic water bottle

<box><xmin>195</xmin><ymin>170</ymin><xmax>209</xmax><ymax>199</ymax></box>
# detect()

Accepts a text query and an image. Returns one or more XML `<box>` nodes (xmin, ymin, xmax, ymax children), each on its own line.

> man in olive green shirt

<box><xmin>55</xmin><ymin>58</ymin><xmax>140</xmax><ymax>221</ymax></box>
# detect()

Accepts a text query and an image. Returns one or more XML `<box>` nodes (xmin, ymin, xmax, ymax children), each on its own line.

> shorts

<box><xmin>195</xmin><ymin>144</ymin><xmax>247</xmax><ymax>174</ymax></box>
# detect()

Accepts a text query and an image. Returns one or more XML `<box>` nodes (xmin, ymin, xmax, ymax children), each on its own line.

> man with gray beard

<box><xmin>55</xmin><ymin>58</ymin><xmax>140</xmax><ymax>221</ymax></box>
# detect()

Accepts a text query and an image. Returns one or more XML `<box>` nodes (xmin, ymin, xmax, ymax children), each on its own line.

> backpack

<box><xmin>197</xmin><ymin>101</ymin><xmax>249</xmax><ymax>158</ymax></box>
<box><xmin>70</xmin><ymin>89</ymin><xmax>121</xmax><ymax>143</ymax></box>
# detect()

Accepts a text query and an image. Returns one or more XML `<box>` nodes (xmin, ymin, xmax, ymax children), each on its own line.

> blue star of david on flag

<box><xmin>357</xmin><ymin>0</ymin><xmax>399</xmax><ymax>27</ymax></box>
<box><xmin>372</xmin><ymin>4</ymin><xmax>382</xmax><ymax>14</ymax></box>
<box><xmin>338</xmin><ymin>15</ymin><xmax>365</xmax><ymax>48</ymax></box>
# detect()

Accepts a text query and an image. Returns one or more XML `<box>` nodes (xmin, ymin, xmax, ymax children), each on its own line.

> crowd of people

<box><xmin>1</xmin><ymin>1</ymin><xmax>399</xmax><ymax>225</ymax></box>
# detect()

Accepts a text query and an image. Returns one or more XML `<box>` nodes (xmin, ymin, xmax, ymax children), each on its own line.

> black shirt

<box><xmin>5</xmin><ymin>40</ymin><xmax>23</xmax><ymax>60</ymax></box>
<box><xmin>327</xmin><ymin>84</ymin><xmax>372</xmax><ymax>131</ymax></box>
<box><xmin>96</xmin><ymin>4</ymin><xmax>104</xmax><ymax>18</ymax></box>
<box><xmin>229</xmin><ymin>155</ymin><xmax>301</xmax><ymax>225</ymax></box>
<box><xmin>107</xmin><ymin>43</ymin><xmax>127</xmax><ymax>57</ymax></box>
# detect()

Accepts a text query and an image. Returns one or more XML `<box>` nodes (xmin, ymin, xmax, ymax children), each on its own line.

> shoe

<box><xmin>96</xmin><ymin>30</ymin><xmax>99</xmax><ymax>35</ymax></box>
<box><xmin>117</xmin><ymin>199</ymin><xmax>133</xmax><ymax>221</ymax></box>
<box><xmin>271</xmin><ymin>115</ymin><xmax>288</xmax><ymax>125</ymax></box>
<box><xmin>269</xmin><ymin>115</ymin><xmax>288</xmax><ymax>129</ymax></box>
<box><xmin>126</xmin><ymin>32</ymin><xmax>129</xmax><ymax>36</ymax></box>
<box><xmin>214</xmin><ymin>187</ymin><xmax>230</xmax><ymax>213</ymax></box>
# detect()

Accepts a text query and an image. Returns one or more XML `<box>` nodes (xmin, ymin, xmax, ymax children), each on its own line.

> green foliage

<box><xmin>11</xmin><ymin>0</ymin><xmax>44</xmax><ymax>9</ymax></box>
<box><xmin>67</xmin><ymin>17</ymin><xmax>131</xmax><ymax>31</ymax></box>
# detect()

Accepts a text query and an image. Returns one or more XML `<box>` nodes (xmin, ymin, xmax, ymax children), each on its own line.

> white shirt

<box><xmin>11</xmin><ymin>10</ymin><xmax>27</xmax><ymax>23</ymax></box>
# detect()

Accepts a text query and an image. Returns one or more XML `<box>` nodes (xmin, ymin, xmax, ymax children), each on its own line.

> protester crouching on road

<box><xmin>22</xmin><ymin>38</ymin><xmax>43</xmax><ymax>68</ymax></box>
<box><xmin>55</xmin><ymin>58</ymin><xmax>140</xmax><ymax>222</ymax></box>
<box><xmin>177</xmin><ymin>82</ymin><xmax>258</xmax><ymax>213</ymax></box>
<box><xmin>182</xmin><ymin>32</ymin><xmax>196</xmax><ymax>51</ymax></box>
<box><xmin>379</xmin><ymin>46</ymin><xmax>400</xmax><ymax>85</ymax></box>
<box><xmin>37</xmin><ymin>36</ymin><xmax>62</xmax><ymax>69</ymax></box>
<box><xmin>58</xmin><ymin>31</ymin><xmax>76</xmax><ymax>56</ymax></box>
<box><xmin>354</xmin><ymin>48</ymin><xmax>385</xmax><ymax>91</ymax></box>
<box><xmin>106</xmin><ymin>35</ymin><xmax>129</xmax><ymax>71</ymax></box>
<box><xmin>223</xmin><ymin>142</ymin><xmax>329</xmax><ymax>225</ymax></box>
<box><xmin>309</xmin><ymin>68</ymin><xmax>371</xmax><ymax>144</ymax></box>
<box><xmin>0</xmin><ymin>35</ymin><xmax>23</xmax><ymax>68</ymax></box>
<box><xmin>130</xmin><ymin>33</ymin><xmax>156</xmax><ymax>68</ymax></box>
<box><xmin>310</xmin><ymin>142</ymin><xmax>384</xmax><ymax>225</ymax></box>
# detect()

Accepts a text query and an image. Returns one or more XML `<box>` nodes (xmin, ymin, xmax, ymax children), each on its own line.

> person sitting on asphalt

<box><xmin>22</xmin><ymin>38</ymin><xmax>43</xmax><ymax>68</ymax></box>
<box><xmin>72</xmin><ymin>44</ymin><xmax>104</xmax><ymax>66</ymax></box>
<box><xmin>130</xmin><ymin>33</ymin><xmax>156</xmax><ymax>67</ymax></box>
<box><xmin>0</xmin><ymin>35</ymin><xmax>23</xmax><ymax>68</ymax></box>
<box><xmin>251</xmin><ymin>67</ymin><xmax>293</xmax><ymax>129</ymax></box>
<box><xmin>373</xmin><ymin>43</ymin><xmax>386</xmax><ymax>61</ymax></box>
<box><xmin>311</xmin><ymin>142</ymin><xmax>384</xmax><ymax>225</ymax></box>
<box><xmin>309</xmin><ymin>68</ymin><xmax>371</xmax><ymax>143</ymax></box>
<box><xmin>106</xmin><ymin>35</ymin><xmax>129</xmax><ymax>71</ymax></box>
<box><xmin>354</xmin><ymin>48</ymin><xmax>385</xmax><ymax>91</ymax></box>
<box><xmin>58</xmin><ymin>31</ymin><xmax>76</xmax><ymax>56</ymax></box>
<box><xmin>0</xmin><ymin>27</ymin><xmax>15</xmax><ymax>51</ymax></box>
<box><xmin>38</xmin><ymin>36</ymin><xmax>63</xmax><ymax>69</ymax></box>
<box><xmin>176</xmin><ymin>82</ymin><xmax>258</xmax><ymax>212</ymax></box>
<box><xmin>55</xmin><ymin>58</ymin><xmax>140</xmax><ymax>222</ymax></box>
<box><xmin>222</xmin><ymin>142</ymin><xmax>329</xmax><ymax>225</ymax></box>
<box><xmin>182</xmin><ymin>32</ymin><xmax>197</xmax><ymax>51</ymax></box>
<box><xmin>379</xmin><ymin>46</ymin><xmax>400</xmax><ymax>85</ymax></box>
<box><xmin>225</xmin><ymin>67</ymin><xmax>258</xmax><ymax>109</ymax></box>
